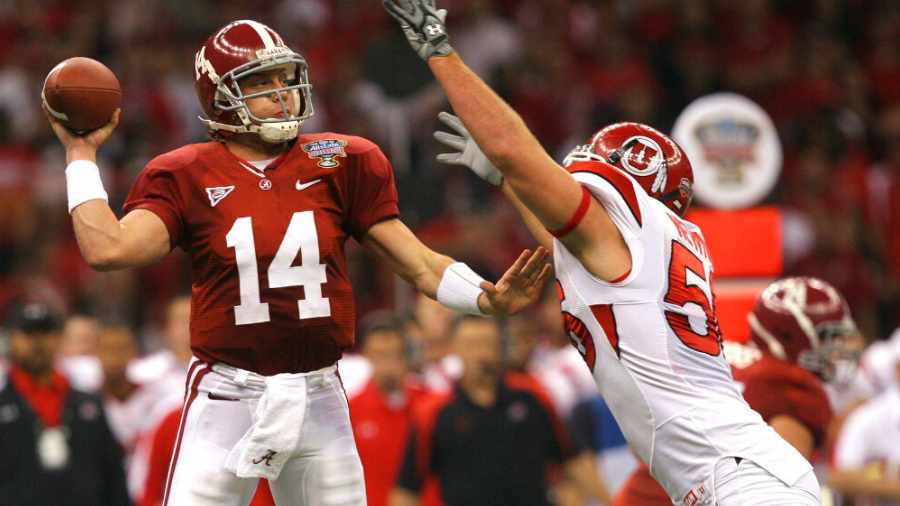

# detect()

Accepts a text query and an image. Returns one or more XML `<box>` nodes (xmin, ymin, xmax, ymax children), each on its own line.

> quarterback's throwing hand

<box><xmin>382</xmin><ymin>0</ymin><xmax>453</xmax><ymax>60</ymax></box>
<box><xmin>43</xmin><ymin>104</ymin><xmax>120</xmax><ymax>163</ymax></box>
<box><xmin>434</xmin><ymin>112</ymin><xmax>503</xmax><ymax>186</ymax></box>
<box><xmin>479</xmin><ymin>247</ymin><xmax>552</xmax><ymax>316</ymax></box>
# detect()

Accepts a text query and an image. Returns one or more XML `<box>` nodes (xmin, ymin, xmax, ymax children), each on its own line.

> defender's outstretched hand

<box><xmin>383</xmin><ymin>0</ymin><xmax>453</xmax><ymax>60</ymax></box>
<box><xmin>434</xmin><ymin>112</ymin><xmax>503</xmax><ymax>186</ymax></box>
<box><xmin>479</xmin><ymin>247</ymin><xmax>551</xmax><ymax>316</ymax></box>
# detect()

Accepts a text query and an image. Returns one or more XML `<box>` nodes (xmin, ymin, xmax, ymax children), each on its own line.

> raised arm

<box><xmin>45</xmin><ymin>108</ymin><xmax>171</xmax><ymax>271</ymax></box>
<box><xmin>385</xmin><ymin>1</ymin><xmax>630</xmax><ymax>281</ymax></box>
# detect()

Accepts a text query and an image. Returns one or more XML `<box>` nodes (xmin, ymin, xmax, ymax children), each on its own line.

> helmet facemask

<box><xmin>798</xmin><ymin>322</ymin><xmax>863</xmax><ymax>384</ymax></box>
<box><xmin>200</xmin><ymin>47</ymin><xmax>314</xmax><ymax>143</ymax></box>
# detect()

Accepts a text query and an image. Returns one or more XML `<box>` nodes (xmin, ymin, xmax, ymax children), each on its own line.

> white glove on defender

<box><xmin>433</xmin><ymin>112</ymin><xmax>504</xmax><ymax>186</ymax></box>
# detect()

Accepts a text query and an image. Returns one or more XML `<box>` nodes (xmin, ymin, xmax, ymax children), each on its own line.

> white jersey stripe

<box><xmin>243</xmin><ymin>20</ymin><xmax>276</xmax><ymax>49</ymax></box>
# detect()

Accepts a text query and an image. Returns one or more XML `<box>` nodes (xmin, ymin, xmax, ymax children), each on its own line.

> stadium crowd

<box><xmin>2</xmin><ymin>0</ymin><xmax>900</xmax><ymax>505</ymax></box>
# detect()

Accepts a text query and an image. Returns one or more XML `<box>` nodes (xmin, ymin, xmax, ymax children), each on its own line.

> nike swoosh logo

<box><xmin>295</xmin><ymin>179</ymin><xmax>322</xmax><ymax>191</ymax></box>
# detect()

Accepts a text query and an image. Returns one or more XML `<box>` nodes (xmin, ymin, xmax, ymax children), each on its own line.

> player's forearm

<box><xmin>428</xmin><ymin>55</ymin><xmax>586</xmax><ymax>233</ymax></box>
<box><xmin>829</xmin><ymin>470</ymin><xmax>900</xmax><ymax>499</ymax></box>
<box><xmin>502</xmin><ymin>183</ymin><xmax>554</xmax><ymax>252</ymax></box>
<box><xmin>414</xmin><ymin>250</ymin><xmax>455</xmax><ymax>299</ymax></box>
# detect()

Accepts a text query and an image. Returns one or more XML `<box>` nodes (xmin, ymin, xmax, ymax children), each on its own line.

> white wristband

<box><xmin>437</xmin><ymin>262</ymin><xmax>488</xmax><ymax>315</ymax></box>
<box><xmin>66</xmin><ymin>160</ymin><xmax>109</xmax><ymax>214</ymax></box>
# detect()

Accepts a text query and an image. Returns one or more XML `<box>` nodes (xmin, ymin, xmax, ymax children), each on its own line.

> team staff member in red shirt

<box><xmin>614</xmin><ymin>277</ymin><xmax>865</xmax><ymax>505</ymax></box>
<box><xmin>44</xmin><ymin>19</ymin><xmax>549</xmax><ymax>506</ymax></box>
<box><xmin>0</xmin><ymin>302</ymin><xmax>130</xmax><ymax>506</ymax></box>
<box><xmin>349</xmin><ymin>315</ymin><xmax>428</xmax><ymax>506</ymax></box>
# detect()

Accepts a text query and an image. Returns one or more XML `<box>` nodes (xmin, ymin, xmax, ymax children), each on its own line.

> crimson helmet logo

<box><xmin>618</xmin><ymin>136</ymin><xmax>666</xmax><ymax>177</ymax></box>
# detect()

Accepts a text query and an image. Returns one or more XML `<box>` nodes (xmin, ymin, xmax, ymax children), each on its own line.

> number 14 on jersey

<box><xmin>226</xmin><ymin>210</ymin><xmax>331</xmax><ymax>325</ymax></box>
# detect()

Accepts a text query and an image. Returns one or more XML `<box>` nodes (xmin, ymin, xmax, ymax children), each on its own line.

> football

<box><xmin>42</xmin><ymin>57</ymin><xmax>121</xmax><ymax>134</ymax></box>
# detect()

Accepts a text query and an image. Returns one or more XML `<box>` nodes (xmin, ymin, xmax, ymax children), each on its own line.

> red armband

<box><xmin>549</xmin><ymin>186</ymin><xmax>592</xmax><ymax>238</ymax></box>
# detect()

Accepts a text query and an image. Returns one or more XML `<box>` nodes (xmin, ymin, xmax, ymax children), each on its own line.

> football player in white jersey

<box><xmin>383</xmin><ymin>1</ymin><xmax>820</xmax><ymax>505</ymax></box>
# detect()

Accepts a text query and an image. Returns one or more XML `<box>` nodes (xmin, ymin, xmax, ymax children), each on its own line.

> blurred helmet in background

<box><xmin>748</xmin><ymin>276</ymin><xmax>862</xmax><ymax>383</ymax></box>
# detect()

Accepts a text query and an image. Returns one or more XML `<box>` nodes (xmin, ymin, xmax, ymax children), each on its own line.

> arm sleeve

<box><xmin>567</xmin><ymin>161</ymin><xmax>644</xmax><ymax>235</ymax></box>
<box><xmin>347</xmin><ymin>147</ymin><xmax>400</xmax><ymax>240</ymax></box>
<box><xmin>395</xmin><ymin>428</ymin><xmax>425</xmax><ymax>493</ymax></box>
<box><xmin>564</xmin><ymin>161</ymin><xmax>645</xmax><ymax>284</ymax></box>
<box><xmin>123</xmin><ymin>165</ymin><xmax>186</xmax><ymax>249</ymax></box>
<box><xmin>742</xmin><ymin>376</ymin><xmax>833</xmax><ymax>448</ymax></box>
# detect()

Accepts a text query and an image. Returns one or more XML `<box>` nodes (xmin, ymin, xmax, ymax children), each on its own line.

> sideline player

<box><xmin>384</xmin><ymin>2</ymin><xmax>821</xmax><ymax>504</ymax></box>
<box><xmin>612</xmin><ymin>277</ymin><xmax>863</xmax><ymax>505</ymax></box>
<box><xmin>44</xmin><ymin>20</ymin><xmax>549</xmax><ymax>506</ymax></box>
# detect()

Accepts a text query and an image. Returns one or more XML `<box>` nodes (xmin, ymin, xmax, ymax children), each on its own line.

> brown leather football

<box><xmin>42</xmin><ymin>57</ymin><xmax>121</xmax><ymax>133</ymax></box>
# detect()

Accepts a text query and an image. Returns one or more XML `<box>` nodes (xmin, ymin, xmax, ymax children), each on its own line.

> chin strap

<box><xmin>200</xmin><ymin>117</ymin><xmax>300</xmax><ymax>143</ymax></box>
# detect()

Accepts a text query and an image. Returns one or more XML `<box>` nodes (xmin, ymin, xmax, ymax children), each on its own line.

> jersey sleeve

<box><xmin>564</xmin><ymin>161</ymin><xmax>645</xmax><ymax>283</ymax></box>
<box><xmin>566</xmin><ymin>161</ymin><xmax>643</xmax><ymax>235</ymax></box>
<box><xmin>741</xmin><ymin>371</ymin><xmax>833</xmax><ymax>447</ymax></box>
<box><xmin>123</xmin><ymin>164</ymin><xmax>187</xmax><ymax>249</ymax></box>
<box><xmin>346</xmin><ymin>146</ymin><xmax>400</xmax><ymax>240</ymax></box>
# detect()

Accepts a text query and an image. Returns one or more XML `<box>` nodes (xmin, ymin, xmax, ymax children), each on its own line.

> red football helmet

<box><xmin>748</xmin><ymin>277</ymin><xmax>862</xmax><ymax>382</ymax></box>
<box><xmin>194</xmin><ymin>20</ymin><xmax>313</xmax><ymax>143</ymax></box>
<box><xmin>562</xmin><ymin>122</ymin><xmax>694</xmax><ymax>216</ymax></box>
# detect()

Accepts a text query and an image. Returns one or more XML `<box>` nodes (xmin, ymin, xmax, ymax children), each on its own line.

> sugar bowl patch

<box><xmin>302</xmin><ymin>139</ymin><xmax>348</xmax><ymax>168</ymax></box>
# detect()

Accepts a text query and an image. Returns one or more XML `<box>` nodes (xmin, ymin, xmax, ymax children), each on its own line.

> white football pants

<box><xmin>710</xmin><ymin>456</ymin><xmax>821</xmax><ymax>506</ymax></box>
<box><xmin>163</xmin><ymin>359</ymin><xmax>366</xmax><ymax>506</ymax></box>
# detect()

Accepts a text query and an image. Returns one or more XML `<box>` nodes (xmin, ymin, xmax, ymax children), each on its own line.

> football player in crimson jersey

<box><xmin>386</xmin><ymin>2</ymin><xmax>822</xmax><ymax>505</ymax></box>
<box><xmin>43</xmin><ymin>19</ymin><xmax>550</xmax><ymax>506</ymax></box>
<box><xmin>613</xmin><ymin>276</ymin><xmax>864</xmax><ymax>505</ymax></box>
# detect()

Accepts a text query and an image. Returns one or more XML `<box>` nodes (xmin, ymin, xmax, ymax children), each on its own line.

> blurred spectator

<box><xmin>0</xmin><ymin>302</ymin><xmax>130</xmax><ymax>506</ymax></box>
<box><xmin>569</xmin><ymin>395</ymin><xmax>638</xmax><ymax>498</ymax></box>
<box><xmin>60</xmin><ymin>312</ymin><xmax>101</xmax><ymax>357</ymax></box>
<box><xmin>349</xmin><ymin>314</ymin><xmax>427</xmax><ymax>506</ymax></box>
<box><xmin>528</xmin><ymin>288</ymin><xmax>597</xmax><ymax>417</ymax></box>
<box><xmin>390</xmin><ymin>315</ymin><xmax>577</xmax><ymax>506</ymax></box>
<box><xmin>121</xmin><ymin>296</ymin><xmax>191</xmax><ymax>500</ymax></box>
<box><xmin>58</xmin><ymin>312</ymin><xmax>104</xmax><ymax>392</ymax></box>
<box><xmin>830</xmin><ymin>345</ymin><xmax>900</xmax><ymax>505</ymax></box>
<box><xmin>412</xmin><ymin>293</ymin><xmax>462</xmax><ymax>393</ymax></box>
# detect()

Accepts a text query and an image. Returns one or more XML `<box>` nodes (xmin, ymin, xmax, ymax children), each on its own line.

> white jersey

<box><xmin>553</xmin><ymin>162</ymin><xmax>811</xmax><ymax>505</ymax></box>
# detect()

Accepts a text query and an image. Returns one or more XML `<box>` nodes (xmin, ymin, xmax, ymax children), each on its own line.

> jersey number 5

<box><xmin>664</xmin><ymin>241</ymin><xmax>722</xmax><ymax>356</ymax></box>
<box><xmin>226</xmin><ymin>211</ymin><xmax>331</xmax><ymax>325</ymax></box>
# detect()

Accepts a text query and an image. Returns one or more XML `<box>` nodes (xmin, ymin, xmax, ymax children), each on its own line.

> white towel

<box><xmin>224</xmin><ymin>372</ymin><xmax>308</xmax><ymax>480</ymax></box>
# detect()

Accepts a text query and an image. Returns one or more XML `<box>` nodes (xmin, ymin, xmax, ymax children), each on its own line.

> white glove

<box><xmin>433</xmin><ymin>112</ymin><xmax>503</xmax><ymax>186</ymax></box>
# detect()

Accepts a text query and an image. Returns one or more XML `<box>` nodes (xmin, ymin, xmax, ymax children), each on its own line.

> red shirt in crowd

<box><xmin>349</xmin><ymin>379</ymin><xmax>427</xmax><ymax>506</ymax></box>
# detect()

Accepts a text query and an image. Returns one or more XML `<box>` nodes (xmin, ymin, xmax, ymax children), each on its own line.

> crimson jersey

<box><xmin>613</xmin><ymin>343</ymin><xmax>832</xmax><ymax>506</ymax></box>
<box><xmin>123</xmin><ymin>134</ymin><xmax>398</xmax><ymax>375</ymax></box>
